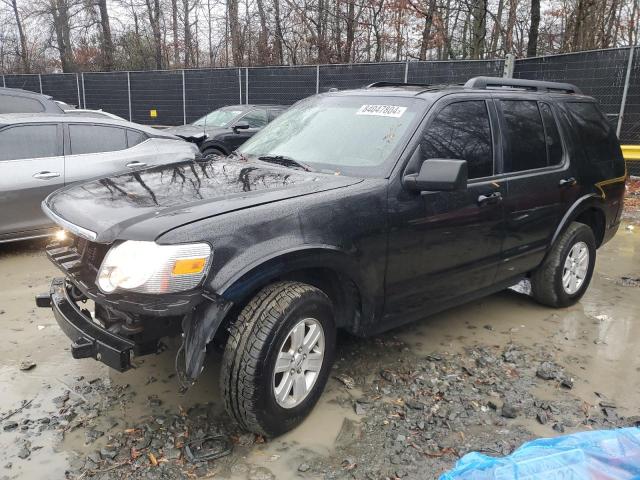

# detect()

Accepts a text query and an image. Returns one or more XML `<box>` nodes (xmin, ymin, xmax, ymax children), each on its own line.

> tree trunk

<box><xmin>183</xmin><ymin>0</ymin><xmax>191</xmax><ymax>67</ymax></box>
<box><xmin>51</xmin><ymin>0</ymin><xmax>75</xmax><ymax>72</ymax></box>
<box><xmin>11</xmin><ymin>0</ymin><xmax>30</xmax><ymax>72</ymax></box>
<box><xmin>96</xmin><ymin>0</ymin><xmax>114</xmax><ymax>70</ymax></box>
<box><xmin>504</xmin><ymin>0</ymin><xmax>516</xmax><ymax>54</ymax></box>
<box><xmin>227</xmin><ymin>0</ymin><xmax>242</xmax><ymax>65</ymax></box>
<box><xmin>255</xmin><ymin>0</ymin><xmax>270</xmax><ymax>63</ymax></box>
<box><xmin>145</xmin><ymin>0</ymin><xmax>163</xmax><ymax>69</ymax></box>
<box><xmin>172</xmin><ymin>0</ymin><xmax>179</xmax><ymax>66</ymax></box>
<box><xmin>469</xmin><ymin>0</ymin><xmax>487</xmax><ymax>59</ymax></box>
<box><xmin>418</xmin><ymin>0</ymin><xmax>437</xmax><ymax>60</ymax></box>
<box><xmin>489</xmin><ymin>0</ymin><xmax>503</xmax><ymax>56</ymax></box>
<box><xmin>273</xmin><ymin>0</ymin><xmax>284</xmax><ymax>64</ymax></box>
<box><xmin>526</xmin><ymin>0</ymin><xmax>540</xmax><ymax>57</ymax></box>
<box><xmin>343</xmin><ymin>0</ymin><xmax>355</xmax><ymax>61</ymax></box>
<box><xmin>207</xmin><ymin>0</ymin><xmax>214</xmax><ymax>65</ymax></box>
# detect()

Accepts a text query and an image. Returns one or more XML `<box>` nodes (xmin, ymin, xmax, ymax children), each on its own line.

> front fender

<box><xmin>217</xmin><ymin>245</ymin><xmax>368</xmax><ymax>302</ymax></box>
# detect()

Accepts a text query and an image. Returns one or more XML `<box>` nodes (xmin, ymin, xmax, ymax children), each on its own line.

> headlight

<box><xmin>97</xmin><ymin>241</ymin><xmax>211</xmax><ymax>294</ymax></box>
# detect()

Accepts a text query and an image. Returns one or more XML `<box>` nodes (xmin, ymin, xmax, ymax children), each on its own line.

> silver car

<box><xmin>0</xmin><ymin>114</ymin><xmax>199</xmax><ymax>243</ymax></box>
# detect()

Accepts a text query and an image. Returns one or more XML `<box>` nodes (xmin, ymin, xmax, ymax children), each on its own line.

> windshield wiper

<box><xmin>258</xmin><ymin>155</ymin><xmax>314</xmax><ymax>172</ymax></box>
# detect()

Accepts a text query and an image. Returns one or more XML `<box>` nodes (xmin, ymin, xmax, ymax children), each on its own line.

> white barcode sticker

<box><xmin>356</xmin><ymin>104</ymin><xmax>407</xmax><ymax>117</ymax></box>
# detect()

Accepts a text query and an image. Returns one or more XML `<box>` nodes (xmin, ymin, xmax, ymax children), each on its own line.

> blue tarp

<box><xmin>440</xmin><ymin>427</ymin><xmax>640</xmax><ymax>480</ymax></box>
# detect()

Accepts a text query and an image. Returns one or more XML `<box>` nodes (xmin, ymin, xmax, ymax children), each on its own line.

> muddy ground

<box><xmin>1</xmin><ymin>194</ymin><xmax>639</xmax><ymax>480</ymax></box>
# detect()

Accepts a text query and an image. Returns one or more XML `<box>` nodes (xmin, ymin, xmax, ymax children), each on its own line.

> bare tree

<box><xmin>49</xmin><ymin>0</ymin><xmax>76</xmax><ymax>71</ymax></box>
<box><xmin>144</xmin><ymin>0</ymin><xmax>163</xmax><ymax>68</ymax></box>
<box><xmin>3</xmin><ymin>0</ymin><xmax>30</xmax><ymax>72</ymax></box>
<box><xmin>96</xmin><ymin>0</ymin><xmax>114</xmax><ymax>69</ymax></box>
<box><xmin>526</xmin><ymin>0</ymin><xmax>540</xmax><ymax>56</ymax></box>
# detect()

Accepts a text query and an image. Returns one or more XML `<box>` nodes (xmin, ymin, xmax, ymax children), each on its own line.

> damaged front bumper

<box><xmin>38</xmin><ymin>278</ymin><xmax>138</xmax><ymax>371</ymax></box>
<box><xmin>37</xmin><ymin>277</ymin><xmax>233</xmax><ymax>381</ymax></box>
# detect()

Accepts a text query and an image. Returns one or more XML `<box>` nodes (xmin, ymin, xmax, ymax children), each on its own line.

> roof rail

<box><xmin>464</xmin><ymin>76</ymin><xmax>582</xmax><ymax>94</ymax></box>
<box><xmin>365</xmin><ymin>81</ymin><xmax>431</xmax><ymax>89</ymax></box>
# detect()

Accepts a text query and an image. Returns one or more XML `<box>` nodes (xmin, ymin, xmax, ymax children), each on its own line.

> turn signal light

<box><xmin>172</xmin><ymin>257</ymin><xmax>206</xmax><ymax>275</ymax></box>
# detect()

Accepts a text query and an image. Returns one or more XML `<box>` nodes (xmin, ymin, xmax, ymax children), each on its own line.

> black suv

<box><xmin>37</xmin><ymin>77</ymin><xmax>626</xmax><ymax>437</ymax></box>
<box><xmin>165</xmin><ymin>104</ymin><xmax>285</xmax><ymax>156</ymax></box>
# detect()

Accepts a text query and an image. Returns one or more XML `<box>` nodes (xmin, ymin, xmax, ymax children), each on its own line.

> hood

<box><xmin>164</xmin><ymin>124</ymin><xmax>203</xmax><ymax>136</ymax></box>
<box><xmin>165</xmin><ymin>124</ymin><xmax>229</xmax><ymax>137</ymax></box>
<box><xmin>43</xmin><ymin>158</ymin><xmax>362</xmax><ymax>243</ymax></box>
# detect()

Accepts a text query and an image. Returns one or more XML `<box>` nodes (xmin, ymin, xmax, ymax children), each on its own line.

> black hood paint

<box><xmin>44</xmin><ymin>158</ymin><xmax>362</xmax><ymax>243</ymax></box>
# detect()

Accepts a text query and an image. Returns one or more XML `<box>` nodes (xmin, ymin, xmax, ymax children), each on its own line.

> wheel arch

<box><xmin>217</xmin><ymin>247</ymin><xmax>370</xmax><ymax>336</ymax></box>
<box><xmin>200</xmin><ymin>140</ymin><xmax>229</xmax><ymax>155</ymax></box>
<box><xmin>550</xmin><ymin>194</ymin><xmax>607</xmax><ymax>249</ymax></box>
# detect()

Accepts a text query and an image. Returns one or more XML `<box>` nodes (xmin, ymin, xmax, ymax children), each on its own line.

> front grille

<box><xmin>47</xmin><ymin>234</ymin><xmax>110</xmax><ymax>286</ymax></box>
<box><xmin>72</xmin><ymin>235</ymin><xmax>107</xmax><ymax>269</ymax></box>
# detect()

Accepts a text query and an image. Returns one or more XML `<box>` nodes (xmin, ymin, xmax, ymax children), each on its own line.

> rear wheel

<box><xmin>220</xmin><ymin>281</ymin><xmax>335</xmax><ymax>436</ymax></box>
<box><xmin>531</xmin><ymin>222</ymin><xmax>596</xmax><ymax>307</ymax></box>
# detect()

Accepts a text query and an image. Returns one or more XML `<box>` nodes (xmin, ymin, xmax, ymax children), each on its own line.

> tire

<box><xmin>531</xmin><ymin>221</ymin><xmax>596</xmax><ymax>308</ymax></box>
<box><xmin>202</xmin><ymin>147</ymin><xmax>225</xmax><ymax>157</ymax></box>
<box><xmin>220</xmin><ymin>281</ymin><xmax>335</xmax><ymax>437</ymax></box>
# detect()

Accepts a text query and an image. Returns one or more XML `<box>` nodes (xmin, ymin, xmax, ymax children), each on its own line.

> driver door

<box><xmin>384</xmin><ymin>97</ymin><xmax>507</xmax><ymax>323</ymax></box>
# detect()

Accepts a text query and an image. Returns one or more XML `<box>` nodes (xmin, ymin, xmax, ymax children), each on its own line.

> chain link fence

<box><xmin>2</xmin><ymin>49</ymin><xmax>639</xmax><ymax>174</ymax></box>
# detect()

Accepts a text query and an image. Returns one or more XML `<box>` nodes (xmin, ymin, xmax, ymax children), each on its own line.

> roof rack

<box><xmin>464</xmin><ymin>76</ymin><xmax>582</xmax><ymax>94</ymax></box>
<box><xmin>365</xmin><ymin>81</ymin><xmax>432</xmax><ymax>89</ymax></box>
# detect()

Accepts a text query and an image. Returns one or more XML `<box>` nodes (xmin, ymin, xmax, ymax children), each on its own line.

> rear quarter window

<box><xmin>566</xmin><ymin>102</ymin><xmax>622</xmax><ymax>168</ymax></box>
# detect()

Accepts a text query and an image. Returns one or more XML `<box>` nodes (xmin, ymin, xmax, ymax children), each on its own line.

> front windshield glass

<box><xmin>193</xmin><ymin>109</ymin><xmax>243</xmax><ymax>127</ymax></box>
<box><xmin>237</xmin><ymin>95</ymin><xmax>422</xmax><ymax>177</ymax></box>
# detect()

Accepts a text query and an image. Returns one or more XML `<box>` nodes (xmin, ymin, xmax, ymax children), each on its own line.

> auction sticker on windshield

<box><xmin>356</xmin><ymin>105</ymin><xmax>407</xmax><ymax>117</ymax></box>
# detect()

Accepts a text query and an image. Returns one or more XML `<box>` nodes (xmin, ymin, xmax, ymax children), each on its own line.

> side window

<box><xmin>0</xmin><ymin>95</ymin><xmax>44</xmax><ymax>114</ymax></box>
<box><xmin>539</xmin><ymin>103</ymin><xmax>563</xmax><ymax>166</ymax></box>
<box><xmin>0</xmin><ymin>124</ymin><xmax>59</xmax><ymax>161</ymax></box>
<box><xmin>501</xmin><ymin>100</ymin><xmax>547</xmax><ymax>172</ymax></box>
<box><xmin>422</xmin><ymin>100</ymin><xmax>493</xmax><ymax>179</ymax></box>
<box><xmin>241</xmin><ymin>109</ymin><xmax>268</xmax><ymax>128</ymax></box>
<box><xmin>127</xmin><ymin>129</ymin><xmax>147</xmax><ymax>148</ymax></box>
<box><xmin>566</xmin><ymin>102</ymin><xmax>621</xmax><ymax>165</ymax></box>
<box><xmin>69</xmin><ymin>124</ymin><xmax>127</xmax><ymax>155</ymax></box>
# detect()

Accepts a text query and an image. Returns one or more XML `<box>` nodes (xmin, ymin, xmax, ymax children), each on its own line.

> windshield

<box><xmin>193</xmin><ymin>108</ymin><xmax>243</xmax><ymax>127</ymax></box>
<box><xmin>237</xmin><ymin>95</ymin><xmax>422</xmax><ymax>177</ymax></box>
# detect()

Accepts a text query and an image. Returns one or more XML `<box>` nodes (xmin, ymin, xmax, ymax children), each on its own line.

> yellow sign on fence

<box><xmin>150</xmin><ymin>109</ymin><xmax>158</xmax><ymax>118</ymax></box>
<box><xmin>621</xmin><ymin>145</ymin><xmax>640</xmax><ymax>161</ymax></box>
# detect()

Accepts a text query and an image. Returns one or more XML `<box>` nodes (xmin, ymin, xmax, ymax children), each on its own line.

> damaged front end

<box><xmin>36</xmin><ymin>236</ymin><xmax>232</xmax><ymax>387</ymax></box>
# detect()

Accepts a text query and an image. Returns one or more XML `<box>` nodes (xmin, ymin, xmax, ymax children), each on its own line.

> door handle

<box><xmin>477</xmin><ymin>191</ymin><xmax>502</xmax><ymax>206</ymax></box>
<box><xmin>126</xmin><ymin>161</ymin><xmax>147</xmax><ymax>168</ymax></box>
<box><xmin>559</xmin><ymin>177</ymin><xmax>576</xmax><ymax>187</ymax></box>
<box><xmin>33</xmin><ymin>171</ymin><xmax>61</xmax><ymax>180</ymax></box>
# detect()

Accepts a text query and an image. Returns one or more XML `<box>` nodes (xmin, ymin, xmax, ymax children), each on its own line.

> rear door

<box><xmin>492</xmin><ymin>96</ymin><xmax>579</xmax><ymax>282</ymax></box>
<box><xmin>0</xmin><ymin>123</ymin><xmax>64</xmax><ymax>237</ymax></box>
<box><xmin>65</xmin><ymin>124</ymin><xmax>163</xmax><ymax>183</ymax></box>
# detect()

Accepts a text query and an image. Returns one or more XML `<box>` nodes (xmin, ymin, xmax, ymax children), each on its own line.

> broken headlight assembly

<box><xmin>96</xmin><ymin>240</ymin><xmax>212</xmax><ymax>294</ymax></box>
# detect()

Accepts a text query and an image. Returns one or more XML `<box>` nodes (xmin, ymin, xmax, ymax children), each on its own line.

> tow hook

<box><xmin>35</xmin><ymin>293</ymin><xmax>51</xmax><ymax>308</ymax></box>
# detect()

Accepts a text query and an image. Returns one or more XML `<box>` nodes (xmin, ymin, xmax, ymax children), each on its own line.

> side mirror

<box><xmin>232</xmin><ymin>121</ymin><xmax>250</xmax><ymax>133</ymax></box>
<box><xmin>403</xmin><ymin>159</ymin><xmax>468</xmax><ymax>192</ymax></box>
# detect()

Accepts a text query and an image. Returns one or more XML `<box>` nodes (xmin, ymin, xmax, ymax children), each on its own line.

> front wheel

<box><xmin>531</xmin><ymin>221</ymin><xmax>596</xmax><ymax>308</ymax></box>
<box><xmin>220</xmin><ymin>281</ymin><xmax>335</xmax><ymax>436</ymax></box>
